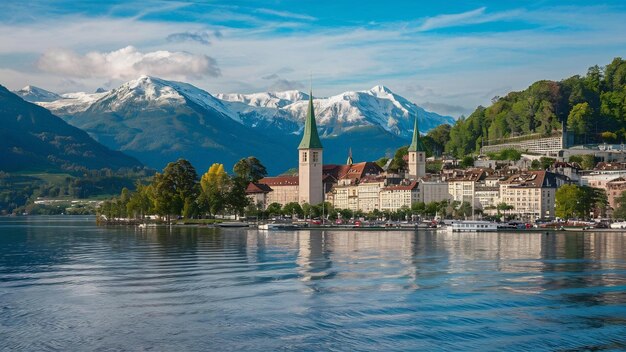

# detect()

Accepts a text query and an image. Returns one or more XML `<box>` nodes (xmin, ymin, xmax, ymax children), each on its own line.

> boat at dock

<box><xmin>446</xmin><ymin>220</ymin><xmax>498</xmax><ymax>232</ymax></box>
<box><xmin>217</xmin><ymin>222</ymin><xmax>250</xmax><ymax>228</ymax></box>
<box><xmin>258</xmin><ymin>223</ymin><xmax>298</xmax><ymax>231</ymax></box>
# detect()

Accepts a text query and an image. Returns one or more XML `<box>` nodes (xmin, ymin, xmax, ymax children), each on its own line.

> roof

<box><xmin>258</xmin><ymin>176</ymin><xmax>299</xmax><ymax>186</ymax></box>
<box><xmin>323</xmin><ymin>162</ymin><xmax>383</xmax><ymax>181</ymax></box>
<box><xmin>595</xmin><ymin>162</ymin><xmax>626</xmax><ymax>171</ymax></box>
<box><xmin>245</xmin><ymin>182</ymin><xmax>273</xmax><ymax>194</ymax></box>
<box><xmin>298</xmin><ymin>91</ymin><xmax>323</xmax><ymax>149</ymax></box>
<box><xmin>407</xmin><ymin>114</ymin><xmax>426</xmax><ymax>152</ymax></box>
<box><xmin>502</xmin><ymin>170</ymin><xmax>561</xmax><ymax>188</ymax></box>
<box><xmin>382</xmin><ymin>181</ymin><xmax>419</xmax><ymax>191</ymax></box>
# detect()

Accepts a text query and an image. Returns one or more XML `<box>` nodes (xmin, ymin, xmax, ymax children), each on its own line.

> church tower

<box><xmin>298</xmin><ymin>91</ymin><xmax>324</xmax><ymax>205</ymax></box>
<box><xmin>407</xmin><ymin>113</ymin><xmax>426</xmax><ymax>179</ymax></box>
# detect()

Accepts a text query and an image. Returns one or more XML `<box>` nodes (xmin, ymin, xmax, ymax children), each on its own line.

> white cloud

<box><xmin>36</xmin><ymin>46</ymin><xmax>220</xmax><ymax>80</ymax></box>
<box><xmin>416</xmin><ymin>7</ymin><xmax>520</xmax><ymax>31</ymax></box>
<box><xmin>256</xmin><ymin>8</ymin><xmax>316</xmax><ymax>21</ymax></box>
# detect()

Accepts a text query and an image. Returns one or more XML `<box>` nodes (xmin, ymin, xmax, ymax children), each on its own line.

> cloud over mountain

<box><xmin>37</xmin><ymin>46</ymin><xmax>220</xmax><ymax>80</ymax></box>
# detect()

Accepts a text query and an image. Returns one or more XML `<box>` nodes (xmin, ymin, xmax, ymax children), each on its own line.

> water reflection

<box><xmin>1</xmin><ymin>217</ymin><xmax>625</xmax><ymax>351</ymax></box>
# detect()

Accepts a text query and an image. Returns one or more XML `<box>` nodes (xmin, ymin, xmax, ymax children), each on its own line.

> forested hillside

<box><xmin>445</xmin><ymin>57</ymin><xmax>626</xmax><ymax>157</ymax></box>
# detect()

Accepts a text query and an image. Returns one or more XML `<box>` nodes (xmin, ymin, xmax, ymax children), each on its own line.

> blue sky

<box><xmin>1</xmin><ymin>0</ymin><xmax>626</xmax><ymax>116</ymax></box>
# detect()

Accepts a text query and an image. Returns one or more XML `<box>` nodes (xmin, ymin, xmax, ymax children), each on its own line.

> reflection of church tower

<box><xmin>298</xmin><ymin>90</ymin><xmax>324</xmax><ymax>205</ymax></box>
<box><xmin>346</xmin><ymin>148</ymin><xmax>353</xmax><ymax>166</ymax></box>
<box><xmin>408</xmin><ymin>113</ymin><xmax>426</xmax><ymax>179</ymax></box>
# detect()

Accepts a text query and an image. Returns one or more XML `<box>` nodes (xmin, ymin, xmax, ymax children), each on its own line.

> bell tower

<box><xmin>407</xmin><ymin>113</ymin><xmax>426</xmax><ymax>179</ymax></box>
<box><xmin>298</xmin><ymin>91</ymin><xmax>324</xmax><ymax>205</ymax></box>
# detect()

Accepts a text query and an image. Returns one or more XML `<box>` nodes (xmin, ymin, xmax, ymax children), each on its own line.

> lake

<box><xmin>1</xmin><ymin>216</ymin><xmax>625</xmax><ymax>351</ymax></box>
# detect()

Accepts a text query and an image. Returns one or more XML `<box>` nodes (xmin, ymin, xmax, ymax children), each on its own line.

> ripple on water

<box><xmin>1</xmin><ymin>217</ymin><xmax>625</xmax><ymax>351</ymax></box>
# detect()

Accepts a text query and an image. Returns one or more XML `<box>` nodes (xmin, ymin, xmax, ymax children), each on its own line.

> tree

<box><xmin>613</xmin><ymin>190</ymin><xmax>626</xmax><ymax>219</ymax></box>
<box><xmin>530</xmin><ymin>160</ymin><xmax>541</xmax><ymax>170</ymax></box>
<box><xmin>388</xmin><ymin>146</ymin><xmax>408</xmax><ymax>173</ymax></box>
<box><xmin>282</xmin><ymin>202</ymin><xmax>303</xmax><ymax>218</ymax></box>
<box><xmin>568</xmin><ymin>155</ymin><xmax>583</xmax><ymax>163</ymax></box>
<box><xmin>200</xmin><ymin>163</ymin><xmax>230</xmax><ymax>216</ymax></box>
<box><xmin>126</xmin><ymin>183</ymin><xmax>153</xmax><ymax>219</ymax></box>
<box><xmin>539</xmin><ymin>157</ymin><xmax>555</xmax><ymax>170</ymax></box>
<box><xmin>567</xmin><ymin>102</ymin><xmax>593</xmax><ymax>136</ymax></box>
<box><xmin>233</xmin><ymin>157</ymin><xmax>268</xmax><ymax>183</ymax></box>
<box><xmin>555</xmin><ymin>184</ymin><xmax>583</xmax><ymax>219</ymax></box>
<box><xmin>601</xmin><ymin>131</ymin><xmax>618</xmax><ymax>143</ymax></box>
<box><xmin>266</xmin><ymin>202</ymin><xmax>282</xmax><ymax>217</ymax></box>
<box><xmin>226</xmin><ymin>176</ymin><xmax>250</xmax><ymax>217</ymax></box>
<box><xmin>581</xmin><ymin>154</ymin><xmax>596</xmax><ymax>170</ymax></box>
<box><xmin>460</xmin><ymin>156</ymin><xmax>474</xmax><ymax>168</ymax></box>
<box><xmin>411</xmin><ymin>201</ymin><xmax>426</xmax><ymax>215</ymax></box>
<box><xmin>152</xmin><ymin>159</ymin><xmax>199</xmax><ymax>221</ymax></box>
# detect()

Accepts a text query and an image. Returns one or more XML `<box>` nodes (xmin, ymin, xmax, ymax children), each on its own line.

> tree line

<box><xmin>98</xmin><ymin>157</ymin><xmax>268</xmax><ymax>222</ymax></box>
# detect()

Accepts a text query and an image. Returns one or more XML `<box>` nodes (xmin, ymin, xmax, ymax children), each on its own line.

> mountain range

<box><xmin>14</xmin><ymin>77</ymin><xmax>455</xmax><ymax>173</ymax></box>
<box><xmin>0</xmin><ymin>85</ymin><xmax>142</xmax><ymax>173</ymax></box>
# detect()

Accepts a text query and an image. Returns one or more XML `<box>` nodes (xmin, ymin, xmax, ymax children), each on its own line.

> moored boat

<box><xmin>218</xmin><ymin>222</ymin><xmax>250</xmax><ymax>228</ymax></box>
<box><xmin>447</xmin><ymin>220</ymin><xmax>498</xmax><ymax>232</ymax></box>
<box><xmin>610</xmin><ymin>221</ymin><xmax>626</xmax><ymax>229</ymax></box>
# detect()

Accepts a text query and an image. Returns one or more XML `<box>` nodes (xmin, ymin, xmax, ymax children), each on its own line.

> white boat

<box><xmin>258</xmin><ymin>223</ymin><xmax>297</xmax><ymax>231</ymax></box>
<box><xmin>610</xmin><ymin>221</ymin><xmax>626</xmax><ymax>229</ymax></box>
<box><xmin>447</xmin><ymin>220</ymin><xmax>498</xmax><ymax>232</ymax></box>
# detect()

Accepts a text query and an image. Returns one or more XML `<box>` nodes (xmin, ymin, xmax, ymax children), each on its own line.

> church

<box><xmin>245</xmin><ymin>88</ymin><xmax>430</xmax><ymax>211</ymax></box>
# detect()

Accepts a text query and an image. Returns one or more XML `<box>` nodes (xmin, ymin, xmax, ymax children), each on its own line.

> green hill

<box><xmin>0</xmin><ymin>85</ymin><xmax>142</xmax><ymax>172</ymax></box>
<box><xmin>445</xmin><ymin>57</ymin><xmax>626</xmax><ymax>157</ymax></box>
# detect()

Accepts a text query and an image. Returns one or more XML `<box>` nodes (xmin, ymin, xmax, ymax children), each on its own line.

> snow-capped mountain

<box><xmin>23</xmin><ymin>77</ymin><xmax>454</xmax><ymax>172</ymax></box>
<box><xmin>217</xmin><ymin>85</ymin><xmax>455</xmax><ymax>138</ymax></box>
<box><xmin>13</xmin><ymin>85</ymin><xmax>61</xmax><ymax>102</ymax></box>
<box><xmin>39</xmin><ymin>91</ymin><xmax>108</xmax><ymax>116</ymax></box>
<box><xmin>87</xmin><ymin>76</ymin><xmax>238</xmax><ymax>121</ymax></box>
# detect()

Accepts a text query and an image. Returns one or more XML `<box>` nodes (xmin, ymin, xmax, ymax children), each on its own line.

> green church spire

<box><xmin>407</xmin><ymin>112</ymin><xmax>425</xmax><ymax>152</ymax></box>
<box><xmin>298</xmin><ymin>91</ymin><xmax>323</xmax><ymax>149</ymax></box>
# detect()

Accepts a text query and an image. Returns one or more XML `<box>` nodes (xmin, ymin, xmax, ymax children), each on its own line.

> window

<box><xmin>419</xmin><ymin>154</ymin><xmax>423</xmax><ymax>162</ymax></box>
<box><xmin>312</xmin><ymin>151</ymin><xmax>319</xmax><ymax>163</ymax></box>
<box><xmin>302</xmin><ymin>151</ymin><xmax>308</xmax><ymax>162</ymax></box>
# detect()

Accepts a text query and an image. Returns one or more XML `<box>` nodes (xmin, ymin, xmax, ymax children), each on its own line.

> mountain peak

<box><xmin>14</xmin><ymin>85</ymin><xmax>61</xmax><ymax>102</ymax></box>
<box><xmin>369</xmin><ymin>85</ymin><xmax>393</xmax><ymax>95</ymax></box>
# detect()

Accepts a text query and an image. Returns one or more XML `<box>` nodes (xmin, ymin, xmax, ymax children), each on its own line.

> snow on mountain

<box><xmin>13</xmin><ymin>85</ymin><xmax>61</xmax><ymax>102</ymax></box>
<box><xmin>39</xmin><ymin>91</ymin><xmax>108</xmax><ymax>115</ymax></box>
<box><xmin>217</xmin><ymin>85</ymin><xmax>455</xmax><ymax>138</ymax></box>
<box><xmin>90</xmin><ymin>76</ymin><xmax>238</xmax><ymax>121</ymax></box>
<box><xmin>27</xmin><ymin>77</ymin><xmax>453</xmax><ymax>140</ymax></box>
<box><xmin>216</xmin><ymin>90</ymin><xmax>309</xmax><ymax>109</ymax></box>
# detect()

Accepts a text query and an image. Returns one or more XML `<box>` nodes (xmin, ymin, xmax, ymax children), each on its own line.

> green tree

<box><xmin>266</xmin><ymin>202</ymin><xmax>282</xmax><ymax>217</ymax></box>
<box><xmin>460</xmin><ymin>156</ymin><xmax>474</xmax><ymax>168</ymax></box>
<box><xmin>567</xmin><ymin>102</ymin><xmax>593</xmax><ymax>135</ymax></box>
<box><xmin>226</xmin><ymin>176</ymin><xmax>250</xmax><ymax>217</ymax></box>
<box><xmin>530</xmin><ymin>160</ymin><xmax>541</xmax><ymax>170</ymax></box>
<box><xmin>568</xmin><ymin>155</ymin><xmax>583</xmax><ymax>164</ymax></box>
<box><xmin>152</xmin><ymin>159</ymin><xmax>199</xmax><ymax>221</ymax></box>
<box><xmin>282</xmin><ymin>202</ymin><xmax>303</xmax><ymax>218</ymax></box>
<box><xmin>581</xmin><ymin>154</ymin><xmax>596</xmax><ymax>170</ymax></box>
<box><xmin>555</xmin><ymin>184</ymin><xmax>583</xmax><ymax>219</ymax></box>
<box><xmin>388</xmin><ymin>146</ymin><xmax>408</xmax><ymax>173</ymax></box>
<box><xmin>613</xmin><ymin>190</ymin><xmax>626</xmax><ymax>219</ymax></box>
<box><xmin>233</xmin><ymin>157</ymin><xmax>268</xmax><ymax>183</ymax></box>
<box><xmin>539</xmin><ymin>157</ymin><xmax>556</xmax><ymax>170</ymax></box>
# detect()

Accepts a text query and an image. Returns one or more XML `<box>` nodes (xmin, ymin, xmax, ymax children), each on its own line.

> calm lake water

<box><xmin>1</xmin><ymin>216</ymin><xmax>626</xmax><ymax>351</ymax></box>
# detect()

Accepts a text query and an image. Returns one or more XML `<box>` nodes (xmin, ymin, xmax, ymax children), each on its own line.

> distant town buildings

<box><xmin>244</xmin><ymin>89</ymin><xmax>626</xmax><ymax>220</ymax></box>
